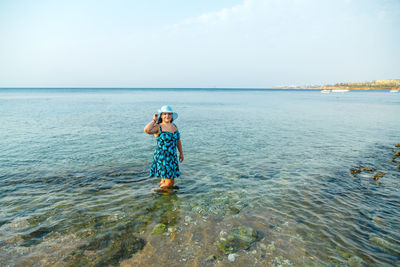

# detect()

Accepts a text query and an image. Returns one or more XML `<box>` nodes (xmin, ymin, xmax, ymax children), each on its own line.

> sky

<box><xmin>0</xmin><ymin>0</ymin><xmax>399</xmax><ymax>88</ymax></box>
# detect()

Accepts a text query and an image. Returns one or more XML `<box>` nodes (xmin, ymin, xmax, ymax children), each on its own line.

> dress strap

<box><xmin>159</xmin><ymin>125</ymin><xmax>162</xmax><ymax>132</ymax></box>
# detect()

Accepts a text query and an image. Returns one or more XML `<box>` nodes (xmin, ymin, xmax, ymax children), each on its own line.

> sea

<box><xmin>0</xmin><ymin>88</ymin><xmax>399</xmax><ymax>266</ymax></box>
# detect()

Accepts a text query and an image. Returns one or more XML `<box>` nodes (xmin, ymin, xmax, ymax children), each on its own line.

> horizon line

<box><xmin>0</xmin><ymin>87</ymin><xmax>321</xmax><ymax>90</ymax></box>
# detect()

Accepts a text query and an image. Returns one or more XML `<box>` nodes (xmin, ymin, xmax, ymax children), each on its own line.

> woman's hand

<box><xmin>153</xmin><ymin>113</ymin><xmax>158</xmax><ymax>123</ymax></box>
<box><xmin>177</xmin><ymin>139</ymin><xmax>183</xmax><ymax>162</ymax></box>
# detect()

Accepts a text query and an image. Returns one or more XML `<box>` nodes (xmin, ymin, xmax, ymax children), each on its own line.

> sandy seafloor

<box><xmin>0</xmin><ymin>88</ymin><xmax>399</xmax><ymax>266</ymax></box>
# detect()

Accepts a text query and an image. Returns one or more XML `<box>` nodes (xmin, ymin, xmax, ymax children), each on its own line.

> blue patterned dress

<box><xmin>150</xmin><ymin>125</ymin><xmax>180</xmax><ymax>179</ymax></box>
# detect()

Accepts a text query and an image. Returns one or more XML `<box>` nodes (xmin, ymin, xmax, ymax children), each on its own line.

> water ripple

<box><xmin>1</xmin><ymin>89</ymin><xmax>400</xmax><ymax>265</ymax></box>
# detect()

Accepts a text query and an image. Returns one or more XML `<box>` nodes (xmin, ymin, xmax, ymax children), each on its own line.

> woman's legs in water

<box><xmin>160</xmin><ymin>178</ymin><xmax>174</xmax><ymax>188</ymax></box>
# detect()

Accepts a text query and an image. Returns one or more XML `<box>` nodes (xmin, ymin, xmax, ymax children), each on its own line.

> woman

<box><xmin>144</xmin><ymin>105</ymin><xmax>183</xmax><ymax>189</ymax></box>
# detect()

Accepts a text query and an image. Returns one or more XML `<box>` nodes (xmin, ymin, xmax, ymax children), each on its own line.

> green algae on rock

<box><xmin>152</xmin><ymin>223</ymin><xmax>166</xmax><ymax>235</ymax></box>
<box><xmin>215</xmin><ymin>225</ymin><xmax>261</xmax><ymax>254</ymax></box>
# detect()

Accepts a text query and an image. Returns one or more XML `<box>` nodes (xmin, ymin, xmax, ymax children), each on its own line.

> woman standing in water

<box><xmin>144</xmin><ymin>105</ymin><xmax>183</xmax><ymax>189</ymax></box>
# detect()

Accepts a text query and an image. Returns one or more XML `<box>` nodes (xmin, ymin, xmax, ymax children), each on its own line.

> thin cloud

<box><xmin>163</xmin><ymin>0</ymin><xmax>400</xmax><ymax>86</ymax></box>
<box><xmin>168</xmin><ymin>0</ymin><xmax>251</xmax><ymax>31</ymax></box>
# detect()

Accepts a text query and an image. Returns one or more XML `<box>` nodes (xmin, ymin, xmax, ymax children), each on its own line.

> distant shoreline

<box><xmin>275</xmin><ymin>79</ymin><xmax>400</xmax><ymax>90</ymax></box>
<box><xmin>320</xmin><ymin>79</ymin><xmax>400</xmax><ymax>90</ymax></box>
<box><xmin>275</xmin><ymin>87</ymin><xmax>396</xmax><ymax>90</ymax></box>
<box><xmin>319</xmin><ymin>87</ymin><xmax>396</xmax><ymax>90</ymax></box>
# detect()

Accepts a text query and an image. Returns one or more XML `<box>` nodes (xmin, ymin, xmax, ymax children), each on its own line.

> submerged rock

<box><xmin>152</xmin><ymin>223</ymin><xmax>166</xmax><ymax>235</ymax></box>
<box><xmin>65</xmin><ymin>232</ymin><xmax>145</xmax><ymax>266</ymax></box>
<box><xmin>347</xmin><ymin>255</ymin><xmax>364</xmax><ymax>267</ymax></box>
<box><xmin>259</xmin><ymin>243</ymin><xmax>267</xmax><ymax>250</ymax></box>
<box><xmin>215</xmin><ymin>225</ymin><xmax>260</xmax><ymax>254</ymax></box>
<box><xmin>219</xmin><ymin>230</ymin><xmax>228</xmax><ymax>240</ymax></box>
<box><xmin>192</xmin><ymin>206</ymin><xmax>206</xmax><ymax>215</ymax></box>
<box><xmin>205</xmin><ymin>255</ymin><xmax>217</xmax><ymax>262</ymax></box>
<box><xmin>271</xmin><ymin>256</ymin><xmax>293</xmax><ymax>266</ymax></box>
<box><xmin>372</xmin><ymin>215</ymin><xmax>387</xmax><ymax>229</ymax></box>
<box><xmin>228</xmin><ymin>253</ymin><xmax>237</xmax><ymax>262</ymax></box>
<box><xmin>336</xmin><ymin>246</ymin><xmax>352</xmax><ymax>259</ymax></box>
<box><xmin>0</xmin><ymin>220</ymin><xmax>9</xmax><ymax>228</ymax></box>
<box><xmin>168</xmin><ymin>227</ymin><xmax>177</xmax><ymax>233</ymax></box>
<box><xmin>272</xmin><ymin>256</ymin><xmax>283</xmax><ymax>266</ymax></box>
<box><xmin>267</xmin><ymin>241</ymin><xmax>276</xmax><ymax>252</ymax></box>
<box><xmin>369</xmin><ymin>233</ymin><xmax>399</xmax><ymax>255</ymax></box>
<box><xmin>21</xmin><ymin>226</ymin><xmax>56</xmax><ymax>247</ymax></box>
<box><xmin>187</xmin><ymin>191</ymin><xmax>247</xmax><ymax>217</ymax></box>
<box><xmin>184</xmin><ymin>216</ymin><xmax>193</xmax><ymax>223</ymax></box>
<box><xmin>228</xmin><ymin>207</ymin><xmax>241</xmax><ymax>215</ymax></box>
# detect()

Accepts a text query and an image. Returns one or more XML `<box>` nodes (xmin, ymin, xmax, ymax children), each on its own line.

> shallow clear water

<box><xmin>1</xmin><ymin>88</ymin><xmax>400</xmax><ymax>266</ymax></box>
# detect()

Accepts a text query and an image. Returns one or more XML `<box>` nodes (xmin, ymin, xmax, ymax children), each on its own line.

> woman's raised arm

<box><xmin>144</xmin><ymin>114</ymin><xmax>160</xmax><ymax>135</ymax></box>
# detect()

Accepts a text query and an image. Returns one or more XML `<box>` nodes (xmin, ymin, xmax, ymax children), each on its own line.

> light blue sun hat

<box><xmin>158</xmin><ymin>105</ymin><xmax>178</xmax><ymax>121</ymax></box>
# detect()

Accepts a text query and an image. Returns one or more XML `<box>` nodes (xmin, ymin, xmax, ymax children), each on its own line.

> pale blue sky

<box><xmin>0</xmin><ymin>0</ymin><xmax>399</xmax><ymax>88</ymax></box>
